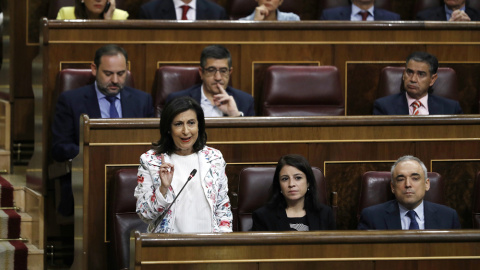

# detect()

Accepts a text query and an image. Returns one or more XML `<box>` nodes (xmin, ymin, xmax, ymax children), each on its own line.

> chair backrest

<box><xmin>152</xmin><ymin>66</ymin><xmax>202</xmax><ymax>116</ymax></box>
<box><xmin>227</xmin><ymin>0</ymin><xmax>301</xmax><ymax>20</ymax></box>
<box><xmin>357</xmin><ymin>171</ymin><xmax>445</xmax><ymax>219</ymax></box>
<box><xmin>55</xmin><ymin>68</ymin><xmax>134</xmax><ymax>95</ymax></box>
<box><xmin>262</xmin><ymin>65</ymin><xmax>345</xmax><ymax>116</ymax></box>
<box><xmin>377</xmin><ymin>66</ymin><xmax>458</xmax><ymax>100</ymax></box>
<box><xmin>318</xmin><ymin>0</ymin><xmax>393</xmax><ymax>17</ymax></box>
<box><xmin>110</xmin><ymin>168</ymin><xmax>148</xmax><ymax>270</ymax></box>
<box><xmin>237</xmin><ymin>166</ymin><xmax>328</xmax><ymax>232</ymax></box>
<box><xmin>473</xmin><ymin>171</ymin><xmax>480</xmax><ymax>228</ymax></box>
<box><xmin>413</xmin><ymin>0</ymin><xmax>443</xmax><ymax>16</ymax></box>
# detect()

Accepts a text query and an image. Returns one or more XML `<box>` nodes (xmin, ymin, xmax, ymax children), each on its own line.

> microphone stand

<box><xmin>153</xmin><ymin>169</ymin><xmax>197</xmax><ymax>229</ymax></box>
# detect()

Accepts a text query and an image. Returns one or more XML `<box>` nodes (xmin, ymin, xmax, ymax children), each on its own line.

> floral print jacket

<box><xmin>134</xmin><ymin>146</ymin><xmax>233</xmax><ymax>233</ymax></box>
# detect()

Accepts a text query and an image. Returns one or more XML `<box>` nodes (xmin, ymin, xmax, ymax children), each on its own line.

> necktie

<box><xmin>105</xmin><ymin>96</ymin><xmax>119</xmax><ymax>118</ymax></box>
<box><xmin>407</xmin><ymin>210</ymin><xmax>419</xmax><ymax>230</ymax></box>
<box><xmin>359</xmin><ymin>11</ymin><xmax>369</xmax><ymax>21</ymax></box>
<box><xmin>181</xmin><ymin>5</ymin><xmax>190</xmax><ymax>20</ymax></box>
<box><xmin>412</xmin><ymin>100</ymin><xmax>422</xmax><ymax>115</ymax></box>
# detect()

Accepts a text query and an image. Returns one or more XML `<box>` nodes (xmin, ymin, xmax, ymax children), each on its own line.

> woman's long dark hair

<box><xmin>266</xmin><ymin>154</ymin><xmax>323</xmax><ymax>212</ymax></box>
<box><xmin>153</xmin><ymin>96</ymin><xmax>207</xmax><ymax>155</ymax></box>
<box><xmin>74</xmin><ymin>0</ymin><xmax>105</xmax><ymax>19</ymax></box>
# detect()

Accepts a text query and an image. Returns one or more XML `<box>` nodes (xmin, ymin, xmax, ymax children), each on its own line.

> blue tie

<box><xmin>105</xmin><ymin>96</ymin><xmax>119</xmax><ymax>118</ymax></box>
<box><xmin>407</xmin><ymin>210</ymin><xmax>419</xmax><ymax>230</ymax></box>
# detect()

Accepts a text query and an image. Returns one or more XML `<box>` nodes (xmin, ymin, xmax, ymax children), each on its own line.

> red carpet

<box><xmin>0</xmin><ymin>176</ymin><xmax>27</xmax><ymax>270</ymax></box>
<box><xmin>0</xmin><ymin>176</ymin><xmax>14</xmax><ymax>207</ymax></box>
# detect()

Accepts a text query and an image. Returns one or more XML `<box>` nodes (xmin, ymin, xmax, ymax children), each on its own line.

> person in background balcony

<box><xmin>138</xmin><ymin>0</ymin><xmax>228</xmax><ymax>20</ymax></box>
<box><xmin>416</xmin><ymin>0</ymin><xmax>480</xmax><ymax>21</ymax></box>
<box><xmin>239</xmin><ymin>0</ymin><xmax>300</xmax><ymax>21</ymax></box>
<box><xmin>57</xmin><ymin>0</ymin><xmax>129</xmax><ymax>20</ymax></box>
<box><xmin>251</xmin><ymin>154</ymin><xmax>335</xmax><ymax>231</ymax></box>
<box><xmin>319</xmin><ymin>0</ymin><xmax>400</xmax><ymax>21</ymax></box>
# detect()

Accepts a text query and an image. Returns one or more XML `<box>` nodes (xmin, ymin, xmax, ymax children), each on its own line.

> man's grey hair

<box><xmin>390</xmin><ymin>155</ymin><xmax>428</xmax><ymax>183</ymax></box>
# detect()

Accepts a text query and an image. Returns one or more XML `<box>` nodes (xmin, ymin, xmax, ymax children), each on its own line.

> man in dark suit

<box><xmin>358</xmin><ymin>155</ymin><xmax>461</xmax><ymax>230</ymax></box>
<box><xmin>319</xmin><ymin>0</ymin><xmax>400</xmax><ymax>21</ymax></box>
<box><xmin>52</xmin><ymin>44</ymin><xmax>154</xmax><ymax>215</ymax></box>
<box><xmin>416</xmin><ymin>0</ymin><xmax>480</xmax><ymax>21</ymax></box>
<box><xmin>373</xmin><ymin>51</ymin><xmax>463</xmax><ymax>115</ymax></box>
<box><xmin>138</xmin><ymin>0</ymin><xmax>229</xmax><ymax>20</ymax></box>
<box><xmin>166</xmin><ymin>45</ymin><xmax>255</xmax><ymax>117</ymax></box>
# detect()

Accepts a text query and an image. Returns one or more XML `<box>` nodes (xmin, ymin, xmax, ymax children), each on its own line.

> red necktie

<box><xmin>181</xmin><ymin>5</ymin><xmax>190</xmax><ymax>20</ymax></box>
<box><xmin>412</xmin><ymin>100</ymin><xmax>422</xmax><ymax>115</ymax></box>
<box><xmin>359</xmin><ymin>11</ymin><xmax>369</xmax><ymax>21</ymax></box>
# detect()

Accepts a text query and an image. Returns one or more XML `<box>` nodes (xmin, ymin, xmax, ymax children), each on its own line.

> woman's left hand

<box><xmin>103</xmin><ymin>0</ymin><xmax>116</xmax><ymax>20</ymax></box>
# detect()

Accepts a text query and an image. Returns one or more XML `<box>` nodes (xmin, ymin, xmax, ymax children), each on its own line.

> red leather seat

<box><xmin>377</xmin><ymin>66</ymin><xmax>458</xmax><ymax>100</ymax></box>
<box><xmin>237</xmin><ymin>166</ymin><xmax>329</xmax><ymax>231</ymax></box>
<box><xmin>227</xmin><ymin>0</ymin><xmax>301</xmax><ymax>20</ymax></box>
<box><xmin>110</xmin><ymin>168</ymin><xmax>147</xmax><ymax>270</ymax></box>
<box><xmin>152</xmin><ymin>66</ymin><xmax>202</xmax><ymax>116</ymax></box>
<box><xmin>358</xmin><ymin>171</ymin><xmax>445</xmax><ymax>219</ymax></box>
<box><xmin>262</xmin><ymin>65</ymin><xmax>345</xmax><ymax>116</ymax></box>
<box><xmin>54</xmin><ymin>68</ymin><xmax>134</xmax><ymax>96</ymax></box>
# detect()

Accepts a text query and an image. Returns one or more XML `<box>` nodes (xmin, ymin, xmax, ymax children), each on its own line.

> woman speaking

<box><xmin>135</xmin><ymin>96</ymin><xmax>232</xmax><ymax>233</ymax></box>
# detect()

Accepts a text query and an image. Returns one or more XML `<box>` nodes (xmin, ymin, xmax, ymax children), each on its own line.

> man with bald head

<box><xmin>358</xmin><ymin>155</ymin><xmax>460</xmax><ymax>230</ymax></box>
<box><xmin>416</xmin><ymin>0</ymin><xmax>480</xmax><ymax>21</ymax></box>
<box><xmin>319</xmin><ymin>0</ymin><xmax>400</xmax><ymax>21</ymax></box>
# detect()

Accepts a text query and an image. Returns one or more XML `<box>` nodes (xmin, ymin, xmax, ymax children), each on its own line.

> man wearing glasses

<box><xmin>166</xmin><ymin>45</ymin><xmax>255</xmax><ymax>117</ymax></box>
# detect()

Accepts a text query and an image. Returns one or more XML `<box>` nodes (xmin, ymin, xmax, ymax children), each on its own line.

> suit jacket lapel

<box><xmin>427</xmin><ymin>95</ymin><xmax>442</xmax><ymax>114</ymax></box>
<box><xmin>341</xmin><ymin>7</ymin><xmax>352</xmax><ymax>20</ymax></box>
<box><xmin>120</xmin><ymin>88</ymin><xmax>133</xmax><ymax>117</ymax></box>
<box><xmin>385</xmin><ymin>201</ymin><xmax>402</xmax><ymax>229</ymax></box>
<box><xmin>394</xmin><ymin>93</ymin><xmax>409</xmax><ymax>114</ymax></box>
<box><xmin>276</xmin><ymin>207</ymin><xmax>291</xmax><ymax>230</ymax></box>
<box><xmin>161</xmin><ymin>0</ymin><xmax>177</xmax><ymax>20</ymax></box>
<box><xmin>424</xmin><ymin>201</ymin><xmax>439</xmax><ymax>229</ymax></box>
<box><xmin>190</xmin><ymin>86</ymin><xmax>202</xmax><ymax>104</ymax></box>
<box><xmin>84</xmin><ymin>85</ymin><xmax>102</xmax><ymax>118</ymax></box>
<box><xmin>306</xmin><ymin>209</ymin><xmax>320</xmax><ymax>230</ymax></box>
<box><xmin>196</xmin><ymin>0</ymin><xmax>207</xmax><ymax>20</ymax></box>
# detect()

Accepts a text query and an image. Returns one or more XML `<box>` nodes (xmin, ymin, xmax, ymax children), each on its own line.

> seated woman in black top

<box><xmin>251</xmin><ymin>154</ymin><xmax>335</xmax><ymax>231</ymax></box>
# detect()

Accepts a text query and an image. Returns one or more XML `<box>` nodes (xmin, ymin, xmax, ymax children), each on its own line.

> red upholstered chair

<box><xmin>261</xmin><ymin>65</ymin><xmax>345</xmax><ymax>116</ymax></box>
<box><xmin>237</xmin><ymin>166</ymin><xmax>330</xmax><ymax>232</ymax></box>
<box><xmin>413</xmin><ymin>0</ymin><xmax>443</xmax><ymax>17</ymax></box>
<box><xmin>473</xmin><ymin>171</ymin><xmax>480</xmax><ymax>228</ymax></box>
<box><xmin>376</xmin><ymin>66</ymin><xmax>459</xmax><ymax>100</ymax></box>
<box><xmin>227</xmin><ymin>0</ymin><xmax>301</xmax><ymax>20</ymax></box>
<box><xmin>318</xmin><ymin>0</ymin><xmax>393</xmax><ymax>17</ymax></box>
<box><xmin>54</xmin><ymin>68</ymin><xmax>134</xmax><ymax>96</ymax></box>
<box><xmin>110</xmin><ymin>168</ymin><xmax>148</xmax><ymax>270</ymax></box>
<box><xmin>152</xmin><ymin>66</ymin><xmax>202</xmax><ymax>117</ymax></box>
<box><xmin>357</xmin><ymin>171</ymin><xmax>445</xmax><ymax>219</ymax></box>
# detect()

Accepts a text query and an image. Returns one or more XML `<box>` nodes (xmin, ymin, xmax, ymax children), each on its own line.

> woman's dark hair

<box><xmin>74</xmin><ymin>0</ymin><xmax>105</xmax><ymax>19</ymax></box>
<box><xmin>266</xmin><ymin>154</ymin><xmax>323</xmax><ymax>212</ymax></box>
<box><xmin>153</xmin><ymin>96</ymin><xmax>207</xmax><ymax>155</ymax></box>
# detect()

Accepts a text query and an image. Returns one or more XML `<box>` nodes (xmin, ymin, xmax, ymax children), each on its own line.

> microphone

<box><xmin>153</xmin><ymin>169</ymin><xmax>197</xmax><ymax>229</ymax></box>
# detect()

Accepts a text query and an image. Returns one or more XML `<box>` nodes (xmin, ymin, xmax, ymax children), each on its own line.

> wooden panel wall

<box><xmin>134</xmin><ymin>231</ymin><xmax>480</xmax><ymax>270</ymax></box>
<box><xmin>69</xmin><ymin>116</ymin><xmax>480</xmax><ymax>269</ymax></box>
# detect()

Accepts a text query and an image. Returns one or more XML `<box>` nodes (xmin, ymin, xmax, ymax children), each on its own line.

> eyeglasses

<box><xmin>202</xmin><ymin>67</ymin><xmax>231</xmax><ymax>77</ymax></box>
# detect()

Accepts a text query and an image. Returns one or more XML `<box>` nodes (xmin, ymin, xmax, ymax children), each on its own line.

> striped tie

<box><xmin>412</xmin><ymin>100</ymin><xmax>421</xmax><ymax>115</ymax></box>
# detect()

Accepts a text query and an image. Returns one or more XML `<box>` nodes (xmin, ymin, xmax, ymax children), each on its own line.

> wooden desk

<box><xmin>134</xmin><ymin>230</ymin><xmax>480</xmax><ymax>270</ymax></box>
<box><xmin>70</xmin><ymin>115</ymin><xmax>480</xmax><ymax>269</ymax></box>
